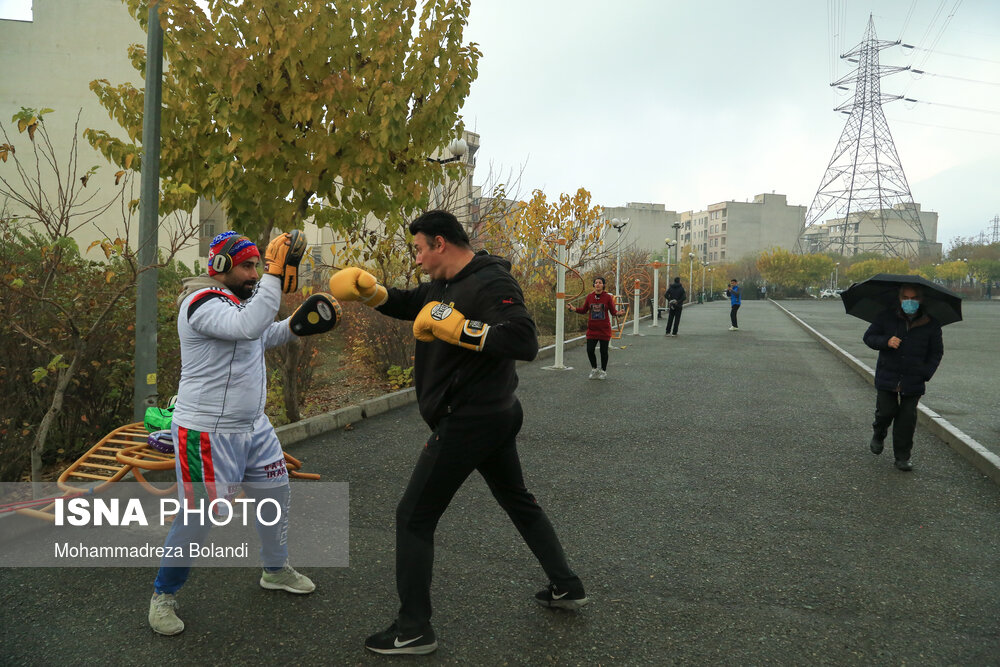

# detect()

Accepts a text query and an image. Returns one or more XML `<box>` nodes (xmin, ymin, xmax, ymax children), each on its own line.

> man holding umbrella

<box><xmin>859</xmin><ymin>283</ymin><xmax>945</xmax><ymax>471</ymax></box>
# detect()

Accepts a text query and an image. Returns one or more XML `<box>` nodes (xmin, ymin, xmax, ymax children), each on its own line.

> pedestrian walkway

<box><xmin>1</xmin><ymin>300</ymin><xmax>998</xmax><ymax>665</ymax></box>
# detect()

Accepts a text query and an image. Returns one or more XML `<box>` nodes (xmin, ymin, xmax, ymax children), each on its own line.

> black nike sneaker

<box><xmin>534</xmin><ymin>583</ymin><xmax>589</xmax><ymax>610</ymax></box>
<box><xmin>364</xmin><ymin>622</ymin><xmax>438</xmax><ymax>655</ymax></box>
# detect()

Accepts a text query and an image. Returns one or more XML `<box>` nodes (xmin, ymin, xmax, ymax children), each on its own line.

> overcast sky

<box><xmin>459</xmin><ymin>0</ymin><xmax>1000</xmax><ymax>247</ymax></box>
<box><xmin>2</xmin><ymin>0</ymin><xmax>997</xmax><ymax>246</ymax></box>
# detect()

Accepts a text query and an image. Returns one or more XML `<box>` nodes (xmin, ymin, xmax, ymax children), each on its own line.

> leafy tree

<box><xmin>969</xmin><ymin>259</ymin><xmax>1000</xmax><ymax>286</ymax></box>
<box><xmin>88</xmin><ymin>0</ymin><xmax>480</xmax><ymax>238</ymax></box>
<box><xmin>946</xmin><ymin>238</ymin><xmax>1000</xmax><ymax>262</ymax></box>
<box><xmin>935</xmin><ymin>260</ymin><xmax>969</xmax><ymax>284</ymax></box>
<box><xmin>491</xmin><ymin>187</ymin><xmax>607</xmax><ymax>282</ymax></box>
<box><xmin>476</xmin><ymin>188</ymin><xmax>607</xmax><ymax>333</ymax></box>
<box><xmin>756</xmin><ymin>248</ymin><xmax>803</xmax><ymax>290</ymax></box>
<box><xmin>800</xmin><ymin>253</ymin><xmax>836</xmax><ymax>288</ymax></box>
<box><xmin>87</xmin><ymin>0</ymin><xmax>480</xmax><ymax>422</ymax></box>
<box><xmin>845</xmin><ymin>258</ymin><xmax>910</xmax><ymax>283</ymax></box>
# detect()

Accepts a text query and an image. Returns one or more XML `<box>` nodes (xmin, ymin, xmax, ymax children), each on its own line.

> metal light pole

<box><xmin>631</xmin><ymin>278</ymin><xmax>641</xmax><ymax>336</ymax></box>
<box><xmin>426</xmin><ymin>137</ymin><xmax>468</xmax><ymax>209</ymax></box>
<box><xmin>611</xmin><ymin>218</ymin><xmax>628</xmax><ymax>298</ymax></box>
<box><xmin>543</xmin><ymin>239</ymin><xmax>571</xmax><ymax>371</ymax></box>
<box><xmin>688</xmin><ymin>252</ymin><xmax>695</xmax><ymax>296</ymax></box>
<box><xmin>701</xmin><ymin>262</ymin><xmax>708</xmax><ymax>302</ymax></box>
<box><xmin>834</xmin><ymin>262</ymin><xmax>840</xmax><ymax>289</ymax></box>
<box><xmin>649</xmin><ymin>261</ymin><xmax>663</xmax><ymax>326</ymax></box>
<box><xmin>671</xmin><ymin>221</ymin><xmax>682</xmax><ymax>265</ymax></box>
<box><xmin>133</xmin><ymin>0</ymin><xmax>164</xmax><ymax>420</ymax></box>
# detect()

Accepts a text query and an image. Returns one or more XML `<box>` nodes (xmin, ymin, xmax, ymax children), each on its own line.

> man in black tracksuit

<box><xmin>862</xmin><ymin>284</ymin><xmax>944</xmax><ymax>471</ymax></box>
<box><xmin>664</xmin><ymin>277</ymin><xmax>686</xmax><ymax>336</ymax></box>
<box><xmin>329</xmin><ymin>210</ymin><xmax>587</xmax><ymax>656</ymax></box>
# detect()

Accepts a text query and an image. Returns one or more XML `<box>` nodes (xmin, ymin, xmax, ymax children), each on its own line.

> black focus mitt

<box><xmin>289</xmin><ymin>293</ymin><xmax>341</xmax><ymax>336</ymax></box>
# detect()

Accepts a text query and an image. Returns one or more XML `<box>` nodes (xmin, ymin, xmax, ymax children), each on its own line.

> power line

<box><xmin>903</xmin><ymin>99</ymin><xmax>1000</xmax><ymax>115</ymax></box>
<box><xmin>886</xmin><ymin>116</ymin><xmax>1000</xmax><ymax>136</ymax></box>
<box><xmin>902</xmin><ymin>0</ymin><xmax>964</xmax><ymax>97</ymax></box>
<box><xmin>901</xmin><ymin>44</ymin><xmax>1000</xmax><ymax>65</ymax></box>
<box><xmin>908</xmin><ymin>69</ymin><xmax>1000</xmax><ymax>87</ymax></box>
<box><xmin>898</xmin><ymin>0</ymin><xmax>919</xmax><ymax>39</ymax></box>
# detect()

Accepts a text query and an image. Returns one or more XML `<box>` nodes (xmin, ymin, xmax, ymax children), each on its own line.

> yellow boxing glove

<box><xmin>328</xmin><ymin>267</ymin><xmax>388</xmax><ymax>307</ymax></box>
<box><xmin>413</xmin><ymin>301</ymin><xmax>490</xmax><ymax>352</ymax></box>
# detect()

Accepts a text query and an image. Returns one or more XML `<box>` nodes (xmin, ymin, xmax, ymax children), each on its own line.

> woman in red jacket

<box><xmin>567</xmin><ymin>277</ymin><xmax>619</xmax><ymax>379</ymax></box>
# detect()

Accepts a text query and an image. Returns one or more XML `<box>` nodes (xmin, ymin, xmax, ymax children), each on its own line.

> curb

<box><xmin>771</xmin><ymin>299</ymin><xmax>1000</xmax><ymax>485</ymax></box>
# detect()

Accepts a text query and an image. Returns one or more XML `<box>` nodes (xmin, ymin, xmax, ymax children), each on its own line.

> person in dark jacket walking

<box><xmin>329</xmin><ymin>210</ymin><xmax>587</xmax><ymax>656</ymax></box>
<box><xmin>664</xmin><ymin>277</ymin><xmax>686</xmax><ymax>336</ymax></box>
<box><xmin>862</xmin><ymin>284</ymin><xmax>944</xmax><ymax>471</ymax></box>
<box><xmin>567</xmin><ymin>276</ymin><xmax>619</xmax><ymax>378</ymax></box>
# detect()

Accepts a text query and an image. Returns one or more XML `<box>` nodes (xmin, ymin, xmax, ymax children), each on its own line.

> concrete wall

<box><xmin>600</xmin><ymin>202</ymin><xmax>681</xmax><ymax>262</ymax></box>
<box><xmin>0</xmin><ymin>0</ymin><xmax>203</xmax><ymax>267</ymax></box>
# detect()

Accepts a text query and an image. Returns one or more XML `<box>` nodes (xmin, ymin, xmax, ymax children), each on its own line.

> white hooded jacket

<box><xmin>172</xmin><ymin>274</ymin><xmax>294</xmax><ymax>433</ymax></box>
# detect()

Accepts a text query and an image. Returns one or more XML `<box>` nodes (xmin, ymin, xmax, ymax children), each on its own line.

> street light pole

<box><xmin>611</xmin><ymin>217</ymin><xmax>628</xmax><ymax>298</ymax></box>
<box><xmin>426</xmin><ymin>137</ymin><xmax>468</xmax><ymax>209</ymax></box>
<box><xmin>701</xmin><ymin>262</ymin><xmax>708</xmax><ymax>302</ymax></box>
<box><xmin>688</xmin><ymin>252</ymin><xmax>695</xmax><ymax>295</ymax></box>
<box><xmin>671</xmin><ymin>221</ymin><xmax>682</xmax><ymax>274</ymax></box>
<box><xmin>133</xmin><ymin>0</ymin><xmax>164</xmax><ymax>421</ymax></box>
<box><xmin>834</xmin><ymin>262</ymin><xmax>840</xmax><ymax>289</ymax></box>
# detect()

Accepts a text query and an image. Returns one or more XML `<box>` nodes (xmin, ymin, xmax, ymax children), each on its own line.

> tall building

<box><xmin>683</xmin><ymin>193</ymin><xmax>807</xmax><ymax>262</ymax></box>
<box><xmin>605</xmin><ymin>193</ymin><xmax>806</xmax><ymax>263</ymax></box>
<box><xmin>800</xmin><ymin>203</ymin><xmax>941</xmax><ymax>259</ymax></box>
<box><xmin>0</xmin><ymin>0</ymin><xmax>207</xmax><ymax>268</ymax></box>
<box><xmin>600</xmin><ymin>202</ymin><xmax>681</xmax><ymax>259</ymax></box>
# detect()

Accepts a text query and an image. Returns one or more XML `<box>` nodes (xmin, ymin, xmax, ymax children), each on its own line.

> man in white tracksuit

<box><xmin>148</xmin><ymin>229</ymin><xmax>333</xmax><ymax>635</ymax></box>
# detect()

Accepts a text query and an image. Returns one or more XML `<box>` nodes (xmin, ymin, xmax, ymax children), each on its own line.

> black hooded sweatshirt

<box><xmin>377</xmin><ymin>251</ymin><xmax>538</xmax><ymax>427</ymax></box>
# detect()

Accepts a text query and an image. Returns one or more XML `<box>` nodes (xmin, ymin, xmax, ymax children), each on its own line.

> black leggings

<box><xmin>586</xmin><ymin>338</ymin><xmax>609</xmax><ymax>370</ymax></box>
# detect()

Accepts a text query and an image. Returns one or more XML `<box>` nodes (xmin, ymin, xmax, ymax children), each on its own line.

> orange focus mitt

<box><xmin>264</xmin><ymin>230</ymin><xmax>308</xmax><ymax>293</ymax></box>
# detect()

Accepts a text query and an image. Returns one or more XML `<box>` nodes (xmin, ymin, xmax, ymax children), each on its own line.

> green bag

<box><xmin>143</xmin><ymin>405</ymin><xmax>175</xmax><ymax>433</ymax></box>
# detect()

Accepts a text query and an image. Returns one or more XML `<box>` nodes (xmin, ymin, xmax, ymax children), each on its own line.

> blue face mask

<box><xmin>901</xmin><ymin>299</ymin><xmax>920</xmax><ymax>315</ymax></box>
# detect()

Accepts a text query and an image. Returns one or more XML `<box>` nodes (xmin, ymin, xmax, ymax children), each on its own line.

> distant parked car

<box><xmin>819</xmin><ymin>288</ymin><xmax>840</xmax><ymax>299</ymax></box>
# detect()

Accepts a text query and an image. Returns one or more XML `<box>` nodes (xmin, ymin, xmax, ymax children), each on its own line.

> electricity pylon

<box><xmin>797</xmin><ymin>16</ymin><xmax>926</xmax><ymax>258</ymax></box>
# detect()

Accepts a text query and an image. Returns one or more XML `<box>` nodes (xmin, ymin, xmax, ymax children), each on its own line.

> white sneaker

<box><xmin>588</xmin><ymin>368</ymin><xmax>599</xmax><ymax>379</ymax></box>
<box><xmin>149</xmin><ymin>592</ymin><xmax>184</xmax><ymax>635</ymax></box>
<box><xmin>260</xmin><ymin>564</ymin><xmax>315</xmax><ymax>594</ymax></box>
<box><xmin>597</xmin><ymin>370</ymin><xmax>607</xmax><ymax>380</ymax></box>
<box><xmin>729</xmin><ymin>326</ymin><xmax>739</xmax><ymax>331</ymax></box>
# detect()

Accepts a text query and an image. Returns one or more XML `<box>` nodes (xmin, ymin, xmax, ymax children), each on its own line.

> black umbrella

<box><xmin>841</xmin><ymin>273</ymin><xmax>963</xmax><ymax>326</ymax></box>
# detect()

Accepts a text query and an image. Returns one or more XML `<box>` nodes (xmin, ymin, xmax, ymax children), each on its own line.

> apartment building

<box><xmin>600</xmin><ymin>202</ymin><xmax>682</xmax><ymax>259</ymax></box>
<box><xmin>680</xmin><ymin>193</ymin><xmax>807</xmax><ymax>262</ymax></box>
<box><xmin>0</xmin><ymin>0</ymin><xmax>207</xmax><ymax>268</ymax></box>
<box><xmin>604</xmin><ymin>193</ymin><xmax>806</xmax><ymax>263</ymax></box>
<box><xmin>800</xmin><ymin>203</ymin><xmax>941</xmax><ymax>259</ymax></box>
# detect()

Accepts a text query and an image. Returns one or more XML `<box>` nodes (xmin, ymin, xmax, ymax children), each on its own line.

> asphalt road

<box><xmin>2</xmin><ymin>300</ymin><xmax>998</xmax><ymax>665</ymax></box>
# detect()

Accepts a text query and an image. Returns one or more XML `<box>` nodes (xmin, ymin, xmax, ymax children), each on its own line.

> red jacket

<box><xmin>571</xmin><ymin>291</ymin><xmax>619</xmax><ymax>341</ymax></box>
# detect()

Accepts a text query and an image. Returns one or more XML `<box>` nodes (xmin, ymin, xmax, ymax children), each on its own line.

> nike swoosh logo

<box><xmin>394</xmin><ymin>635</ymin><xmax>423</xmax><ymax>648</ymax></box>
<box><xmin>551</xmin><ymin>591</ymin><xmax>569</xmax><ymax>600</ymax></box>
